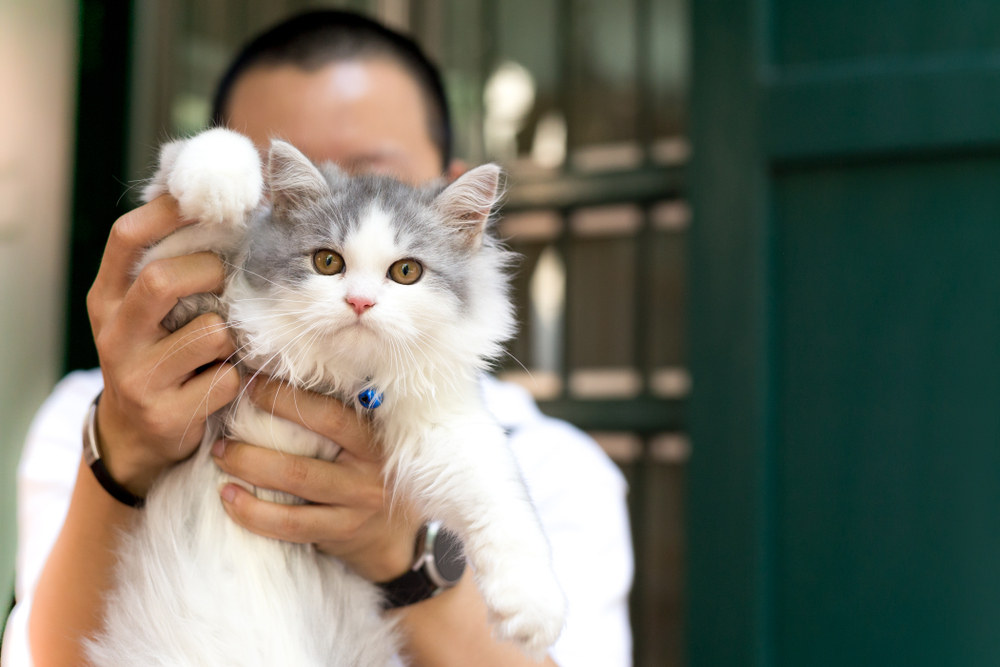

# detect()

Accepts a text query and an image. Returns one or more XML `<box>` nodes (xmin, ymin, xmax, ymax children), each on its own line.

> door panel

<box><xmin>690</xmin><ymin>0</ymin><xmax>1000</xmax><ymax>665</ymax></box>
<box><xmin>773</xmin><ymin>0</ymin><xmax>1000</xmax><ymax>64</ymax></box>
<box><xmin>774</xmin><ymin>157</ymin><xmax>1000</xmax><ymax>665</ymax></box>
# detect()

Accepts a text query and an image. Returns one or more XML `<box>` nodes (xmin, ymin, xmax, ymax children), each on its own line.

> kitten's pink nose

<box><xmin>346</xmin><ymin>296</ymin><xmax>375</xmax><ymax>316</ymax></box>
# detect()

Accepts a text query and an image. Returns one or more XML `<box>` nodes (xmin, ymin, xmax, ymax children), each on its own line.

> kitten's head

<box><xmin>228</xmin><ymin>140</ymin><xmax>516</xmax><ymax>401</ymax></box>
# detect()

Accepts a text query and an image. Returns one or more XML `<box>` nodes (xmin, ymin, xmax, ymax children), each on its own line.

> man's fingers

<box><xmin>120</xmin><ymin>253</ymin><xmax>227</xmax><ymax>337</ymax></box>
<box><xmin>219</xmin><ymin>483</ymin><xmax>366</xmax><ymax>544</ymax></box>
<box><xmin>96</xmin><ymin>196</ymin><xmax>189</xmax><ymax>298</ymax></box>
<box><xmin>119</xmin><ymin>362</ymin><xmax>239</xmax><ymax>452</ymax></box>
<box><xmin>150</xmin><ymin>313</ymin><xmax>238</xmax><ymax>385</ymax></box>
<box><xmin>181</xmin><ymin>362</ymin><xmax>242</xmax><ymax>416</ymax></box>
<box><xmin>212</xmin><ymin>440</ymin><xmax>382</xmax><ymax>507</ymax></box>
<box><xmin>249</xmin><ymin>379</ymin><xmax>375</xmax><ymax>459</ymax></box>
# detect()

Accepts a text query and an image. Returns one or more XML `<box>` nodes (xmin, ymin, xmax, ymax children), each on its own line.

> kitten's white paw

<box><xmin>166</xmin><ymin>128</ymin><xmax>263</xmax><ymax>227</ymax></box>
<box><xmin>480</xmin><ymin>562</ymin><xmax>567</xmax><ymax>659</ymax></box>
<box><xmin>141</xmin><ymin>140</ymin><xmax>183</xmax><ymax>203</ymax></box>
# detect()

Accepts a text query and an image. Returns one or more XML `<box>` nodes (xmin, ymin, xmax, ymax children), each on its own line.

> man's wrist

<box><xmin>349</xmin><ymin>532</ymin><xmax>418</xmax><ymax>584</ymax></box>
<box><xmin>95</xmin><ymin>397</ymin><xmax>170</xmax><ymax>497</ymax></box>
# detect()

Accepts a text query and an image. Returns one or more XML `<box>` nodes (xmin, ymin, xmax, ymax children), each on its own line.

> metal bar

<box><xmin>632</xmin><ymin>217</ymin><xmax>655</xmax><ymax>667</ymax></box>
<box><xmin>634</xmin><ymin>210</ymin><xmax>654</xmax><ymax>388</ymax></box>
<box><xmin>630</xmin><ymin>7</ymin><xmax>653</xmax><ymax>640</ymax></box>
<box><xmin>635</xmin><ymin>0</ymin><xmax>654</xmax><ymax>155</ymax></box>
<box><xmin>555</xmin><ymin>223</ymin><xmax>572</xmax><ymax>399</ymax></box>
<box><xmin>505</xmin><ymin>166</ymin><xmax>685</xmax><ymax>210</ymax></box>
<box><xmin>555</xmin><ymin>0</ymin><xmax>574</xmax><ymax>399</ymax></box>
<box><xmin>536</xmin><ymin>397</ymin><xmax>684</xmax><ymax>432</ymax></box>
<box><xmin>557</xmin><ymin>0</ymin><xmax>574</xmax><ymax>163</ymax></box>
<box><xmin>634</xmin><ymin>4</ymin><xmax>659</xmax><ymax>659</ymax></box>
<box><xmin>629</xmin><ymin>435</ymin><xmax>651</xmax><ymax>667</ymax></box>
<box><xmin>480</xmin><ymin>0</ymin><xmax>497</xmax><ymax>80</ymax></box>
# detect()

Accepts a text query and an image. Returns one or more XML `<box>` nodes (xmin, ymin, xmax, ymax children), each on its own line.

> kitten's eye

<box><xmin>313</xmin><ymin>249</ymin><xmax>344</xmax><ymax>275</ymax></box>
<box><xmin>389</xmin><ymin>259</ymin><xmax>423</xmax><ymax>285</ymax></box>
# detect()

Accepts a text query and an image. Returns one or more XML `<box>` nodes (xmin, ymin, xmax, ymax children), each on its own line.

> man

<box><xmin>2</xmin><ymin>11</ymin><xmax>632</xmax><ymax>667</ymax></box>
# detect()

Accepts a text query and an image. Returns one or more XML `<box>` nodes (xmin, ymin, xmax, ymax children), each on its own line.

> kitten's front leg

<box><xmin>138</xmin><ymin>128</ymin><xmax>263</xmax><ymax>270</ymax></box>
<box><xmin>403</xmin><ymin>418</ymin><xmax>567</xmax><ymax>658</ymax></box>
<box><xmin>137</xmin><ymin>128</ymin><xmax>263</xmax><ymax>330</ymax></box>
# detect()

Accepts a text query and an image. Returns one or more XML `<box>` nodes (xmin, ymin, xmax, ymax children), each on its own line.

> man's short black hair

<box><xmin>212</xmin><ymin>10</ymin><xmax>452</xmax><ymax>169</ymax></box>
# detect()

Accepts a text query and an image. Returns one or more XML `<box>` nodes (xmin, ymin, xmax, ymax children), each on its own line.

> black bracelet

<box><xmin>82</xmin><ymin>391</ymin><xmax>146</xmax><ymax>509</ymax></box>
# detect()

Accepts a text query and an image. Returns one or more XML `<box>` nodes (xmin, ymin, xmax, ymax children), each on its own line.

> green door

<box><xmin>689</xmin><ymin>1</ymin><xmax>1000</xmax><ymax>665</ymax></box>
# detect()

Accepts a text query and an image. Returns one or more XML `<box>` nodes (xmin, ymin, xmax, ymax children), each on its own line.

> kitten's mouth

<box><xmin>335</xmin><ymin>318</ymin><xmax>376</xmax><ymax>335</ymax></box>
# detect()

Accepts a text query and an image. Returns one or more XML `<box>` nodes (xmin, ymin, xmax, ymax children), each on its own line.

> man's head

<box><xmin>212</xmin><ymin>11</ymin><xmax>455</xmax><ymax>185</ymax></box>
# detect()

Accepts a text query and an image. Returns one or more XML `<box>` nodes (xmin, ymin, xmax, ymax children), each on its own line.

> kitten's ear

<box><xmin>267</xmin><ymin>140</ymin><xmax>328</xmax><ymax>216</ymax></box>
<box><xmin>433</xmin><ymin>164</ymin><xmax>502</xmax><ymax>250</ymax></box>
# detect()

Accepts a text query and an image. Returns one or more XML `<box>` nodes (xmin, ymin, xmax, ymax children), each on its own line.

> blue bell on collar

<box><xmin>358</xmin><ymin>387</ymin><xmax>384</xmax><ymax>409</ymax></box>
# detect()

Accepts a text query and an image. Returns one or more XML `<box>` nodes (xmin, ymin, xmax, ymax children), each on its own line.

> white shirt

<box><xmin>1</xmin><ymin>369</ymin><xmax>633</xmax><ymax>667</ymax></box>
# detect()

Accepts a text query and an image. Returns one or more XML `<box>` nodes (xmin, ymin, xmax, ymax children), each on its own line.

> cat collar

<box><xmin>358</xmin><ymin>387</ymin><xmax>384</xmax><ymax>409</ymax></box>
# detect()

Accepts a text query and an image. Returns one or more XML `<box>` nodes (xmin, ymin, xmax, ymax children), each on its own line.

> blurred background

<box><xmin>4</xmin><ymin>0</ymin><xmax>1000</xmax><ymax>665</ymax></box>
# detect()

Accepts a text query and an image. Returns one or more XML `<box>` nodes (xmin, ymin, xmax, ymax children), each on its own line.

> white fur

<box><xmin>138</xmin><ymin>129</ymin><xmax>264</xmax><ymax>272</ymax></box>
<box><xmin>88</xmin><ymin>129</ymin><xmax>566</xmax><ymax>666</ymax></box>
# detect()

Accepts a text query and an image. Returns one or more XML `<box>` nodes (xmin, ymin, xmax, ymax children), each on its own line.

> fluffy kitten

<box><xmin>85</xmin><ymin>128</ymin><xmax>566</xmax><ymax>666</ymax></box>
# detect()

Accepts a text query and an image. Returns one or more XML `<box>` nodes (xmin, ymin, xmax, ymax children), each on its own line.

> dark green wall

<box><xmin>65</xmin><ymin>0</ymin><xmax>135</xmax><ymax>373</ymax></box>
<box><xmin>689</xmin><ymin>1</ymin><xmax>1000</xmax><ymax>665</ymax></box>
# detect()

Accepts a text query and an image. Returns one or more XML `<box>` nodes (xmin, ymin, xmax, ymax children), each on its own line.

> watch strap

<box><xmin>378</xmin><ymin>567</ymin><xmax>439</xmax><ymax>609</ymax></box>
<box><xmin>89</xmin><ymin>456</ymin><xmax>146</xmax><ymax>509</ymax></box>
<box><xmin>82</xmin><ymin>391</ymin><xmax>146</xmax><ymax>509</ymax></box>
<box><xmin>378</xmin><ymin>521</ymin><xmax>466</xmax><ymax>610</ymax></box>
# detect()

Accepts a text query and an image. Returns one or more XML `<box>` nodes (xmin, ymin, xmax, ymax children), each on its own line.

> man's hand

<box><xmin>212</xmin><ymin>379</ymin><xmax>421</xmax><ymax>582</ymax></box>
<box><xmin>87</xmin><ymin>195</ymin><xmax>242</xmax><ymax>496</ymax></box>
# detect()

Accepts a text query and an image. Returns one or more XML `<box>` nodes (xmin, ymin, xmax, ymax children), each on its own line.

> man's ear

<box><xmin>433</xmin><ymin>163</ymin><xmax>502</xmax><ymax>250</ymax></box>
<box><xmin>268</xmin><ymin>140</ymin><xmax>328</xmax><ymax>217</ymax></box>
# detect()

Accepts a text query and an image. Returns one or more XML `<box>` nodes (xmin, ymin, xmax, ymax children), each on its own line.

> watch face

<box><xmin>431</xmin><ymin>527</ymin><xmax>466</xmax><ymax>585</ymax></box>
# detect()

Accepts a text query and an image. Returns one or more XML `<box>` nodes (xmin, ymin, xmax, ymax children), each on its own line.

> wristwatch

<box><xmin>82</xmin><ymin>391</ymin><xmax>146</xmax><ymax>509</ymax></box>
<box><xmin>378</xmin><ymin>521</ymin><xmax>465</xmax><ymax>609</ymax></box>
